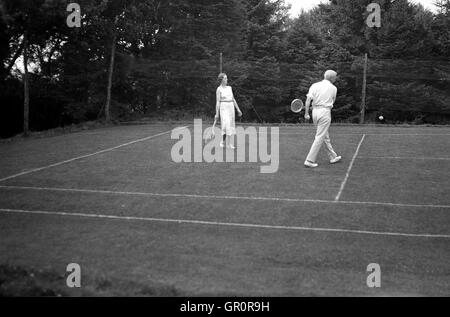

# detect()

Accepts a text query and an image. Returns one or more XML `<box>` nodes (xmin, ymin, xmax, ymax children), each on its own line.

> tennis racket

<box><xmin>291</xmin><ymin>99</ymin><xmax>304</xmax><ymax>113</ymax></box>
<box><xmin>206</xmin><ymin>117</ymin><xmax>218</xmax><ymax>140</ymax></box>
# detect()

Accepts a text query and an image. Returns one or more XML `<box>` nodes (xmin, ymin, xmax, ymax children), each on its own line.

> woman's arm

<box><xmin>231</xmin><ymin>88</ymin><xmax>242</xmax><ymax>116</ymax></box>
<box><xmin>233</xmin><ymin>98</ymin><xmax>242</xmax><ymax>116</ymax></box>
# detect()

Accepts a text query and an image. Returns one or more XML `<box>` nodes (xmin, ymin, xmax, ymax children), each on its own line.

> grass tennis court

<box><xmin>0</xmin><ymin>123</ymin><xmax>449</xmax><ymax>296</ymax></box>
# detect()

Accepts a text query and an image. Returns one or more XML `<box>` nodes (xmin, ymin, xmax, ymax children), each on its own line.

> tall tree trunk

<box><xmin>23</xmin><ymin>31</ymin><xmax>30</xmax><ymax>137</ymax></box>
<box><xmin>6</xmin><ymin>42</ymin><xmax>24</xmax><ymax>76</ymax></box>
<box><xmin>105</xmin><ymin>28</ymin><xmax>117</xmax><ymax>123</ymax></box>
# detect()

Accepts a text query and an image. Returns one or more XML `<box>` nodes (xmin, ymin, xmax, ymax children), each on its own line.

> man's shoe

<box><xmin>330</xmin><ymin>156</ymin><xmax>342</xmax><ymax>164</ymax></box>
<box><xmin>304</xmin><ymin>160</ymin><xmax>318</xmax><ymax>168</ymax></box>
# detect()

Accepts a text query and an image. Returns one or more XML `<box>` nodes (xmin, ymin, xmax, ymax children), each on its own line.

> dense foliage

<box><xmin>1</xmin><ymin>0</ymin><xmax>449</xmax><ymax>137</ymax></box>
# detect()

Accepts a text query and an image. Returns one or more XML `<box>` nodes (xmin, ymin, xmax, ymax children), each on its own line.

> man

<box><xmin>303</xmin><ymin>70</ymin><xmax>342</xmax><ymax>168</ymax></box>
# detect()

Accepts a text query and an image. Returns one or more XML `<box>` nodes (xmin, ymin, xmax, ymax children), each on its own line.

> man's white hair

<box><xmin>324</xmin><ymin>70</ymin><xmax>337</xmax><ymax>81</ymax></box>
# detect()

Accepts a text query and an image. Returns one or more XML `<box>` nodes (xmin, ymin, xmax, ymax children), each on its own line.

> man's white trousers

<box><xmin>306</xmin><ymin>108</ymin><xmax>338</xmax><ymax>163</ymax></box>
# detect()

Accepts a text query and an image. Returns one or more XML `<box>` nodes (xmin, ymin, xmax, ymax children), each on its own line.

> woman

<box><xmin>215</xmin><ymin>73</ymin><xmax>242</xmax><ymax>149</ymax></box>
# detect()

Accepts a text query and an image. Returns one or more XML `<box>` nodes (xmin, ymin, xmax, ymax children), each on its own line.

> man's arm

<box><xmin>305</xmin><ymin>84</ymin><xmax>315</xmax><ymax>120</ymax></box>
<box><xmin>304</xmin><ymin>96</ymin><xmax>312</xmax><ymax>120</ymax></box>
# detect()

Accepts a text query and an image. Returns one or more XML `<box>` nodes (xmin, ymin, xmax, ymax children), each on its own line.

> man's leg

<box><xmin>306</xmin><ymin>109</ymin><xmax>331</xmax><ymax>163</ymax></box>
<box><xmin>324</xmin><ymin>131</ymin><xmax>338</xmax><ymax>160</ymax></box>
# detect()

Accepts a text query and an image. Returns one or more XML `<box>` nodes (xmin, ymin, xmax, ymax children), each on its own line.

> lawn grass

<box><xmin>0</xmin><ymin>264</ymin><xmax>181</xmax><ymax>297</ymax></box>
<box><xmin>0</xmin><ymin>123</ymin><xmax>449</xmax><ymax>296</ymax></box>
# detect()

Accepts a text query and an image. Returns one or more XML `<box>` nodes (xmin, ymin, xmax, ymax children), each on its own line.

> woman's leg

<box><xmin>220</xmin><ymin>103</ymin><xmax>236</xmax><ymax>148</ymax></box>
<box><xmin>230</xmin><ymin>105</ymin><xmax>236</xmax><ymax>147</ymax></box>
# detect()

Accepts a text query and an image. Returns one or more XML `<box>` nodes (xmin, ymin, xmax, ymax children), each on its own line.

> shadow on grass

<box><xmin>0</xmin><ymin>264</ymin><xmax>181</xmax><ymax>297</ymax></box>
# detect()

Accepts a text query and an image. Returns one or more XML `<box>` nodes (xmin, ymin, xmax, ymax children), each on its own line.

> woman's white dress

<box><xmin>217</xmin><ymin>86</ymin><xmax>236</xmax><ymax>136</ymax></box>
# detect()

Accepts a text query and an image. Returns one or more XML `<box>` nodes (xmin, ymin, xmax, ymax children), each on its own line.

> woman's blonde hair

<box><xmin>217</xmin><ymin>73</ymin><xmax>227</xmax><ymax>85</ymax></box>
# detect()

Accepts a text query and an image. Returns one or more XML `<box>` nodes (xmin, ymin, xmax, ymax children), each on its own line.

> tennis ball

<box><xmin>379</xmin><ymin>116</ymin><xmax>384</xmax><ymax>121</ymax></box>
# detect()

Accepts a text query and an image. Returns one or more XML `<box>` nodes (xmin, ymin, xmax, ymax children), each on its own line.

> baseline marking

<box><xmin>335</xmin><ymin>134</ymin><xmax>366</xmax><ymax>202</ymax></box>
<box><xmin>276</xmin><ymin>133</ymin><xmax>450</xmax><ymax>136</ymax></box>
<box><xmin>1</xmin><ymin>185</ymin><xmax>449</xmax><ymax>209</ymax></box>
<box><xmin>0</xmin><ymin>208</ymin><xmax>448</xmax><ymax>239</ymax></box>
<box><xmin>358</xmin><ymin>156</ymin><xmax>450</xmax><ymax>161</ymax></box>
<box><xmin>190</xmin><ymin>132</ymin><xmax>450</xmax><ymax>136</ymax></box>
<box><xmin>0</xmin><ymin>126</ymin><xmax>188</xmax><ymax>183</ymax></box>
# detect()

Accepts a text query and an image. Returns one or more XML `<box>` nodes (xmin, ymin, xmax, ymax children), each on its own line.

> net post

<box><xmin>360</xmin><ymin>53</ymin><xmax>368</xmax><ymax>124</ymax></box>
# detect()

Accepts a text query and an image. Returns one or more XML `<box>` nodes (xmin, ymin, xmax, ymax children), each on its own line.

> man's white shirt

<box><xmin>307</xmin><ymin>79</ymin><xmax>337</xmax><ymax>109</ymax></box>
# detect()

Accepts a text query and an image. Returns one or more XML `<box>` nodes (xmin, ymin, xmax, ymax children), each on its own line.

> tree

<box><xmin>433</xmin><ymin>0</ymin><xmax>450</xmax><ymax>57</ymax></box>
<box><xmin>0</xmin><ymin>0</ymin><xmax>67</xmax><ymax>135</ymax></box>
<box><xmin>367</xmin><ymin>0</ymin><xmax>435</xmax><ymax>58</ymax></box>
<box><xmin>127</xmin><ymin>0</ymin><xmax>248</xmax><ymax>117</ymax></box>
<box><xmin>241</xmin><ymin>0</ymin><xmax>290</xmax><ymax>121</ymax></box>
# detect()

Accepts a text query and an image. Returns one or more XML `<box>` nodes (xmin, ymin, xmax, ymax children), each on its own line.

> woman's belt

<box><xmin>220</xmin><ymin>100</ymin><xmax>234</xmax><ymax>103</ymax></box>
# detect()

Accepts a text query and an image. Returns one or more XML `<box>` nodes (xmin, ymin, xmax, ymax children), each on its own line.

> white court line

<box><xmin>0</xmin><ymin>208</ymin><xmax>449</xmax><ymax>239</ymax></box>
<box><xmin>1</xmin><ymin>185</ymin><xmax>449</xmax><ymax>209</ymax></box>
<box><xmin>274</xmin><ymin>133</ymin><xmax>450</xmax><ymax>136</ymax></box>
<box><xmin>269</xmin><ymin>126</ymin><xmax>450</xmax><ymax>135</ymax></box>
<box><xmin>359</xmin><ymin>156</ymin><xmax>450</xmax><ymax>161</ymax></box>
<box><xmin>335</xmin><ymin>134</ymin><xmax>366</xmax><ymax>202</ymax></box>
<box><xmin>190</xmin><ymin>132</ymin><xmax>450</xmax><ymax>136</ymax></box>
<box><xmin>0</xmin><ymin>126</ymin><xmax>189</xmax><ymax>183</ymax></box>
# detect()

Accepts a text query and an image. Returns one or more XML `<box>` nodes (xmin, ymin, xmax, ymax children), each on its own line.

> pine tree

<box><xmin>128</xmin><ymin>0</ymin><xmax>248</xmax><ymax>117</ymax></box>
<box><xmin>240</xmin><ymin>0</ymin><xmax>290</xmax><ymax>122</ymax></box>
<box><xmin>433</xmin><ymin>0</ymin><xmax>450</xmax><ymax>57</ymax></box>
